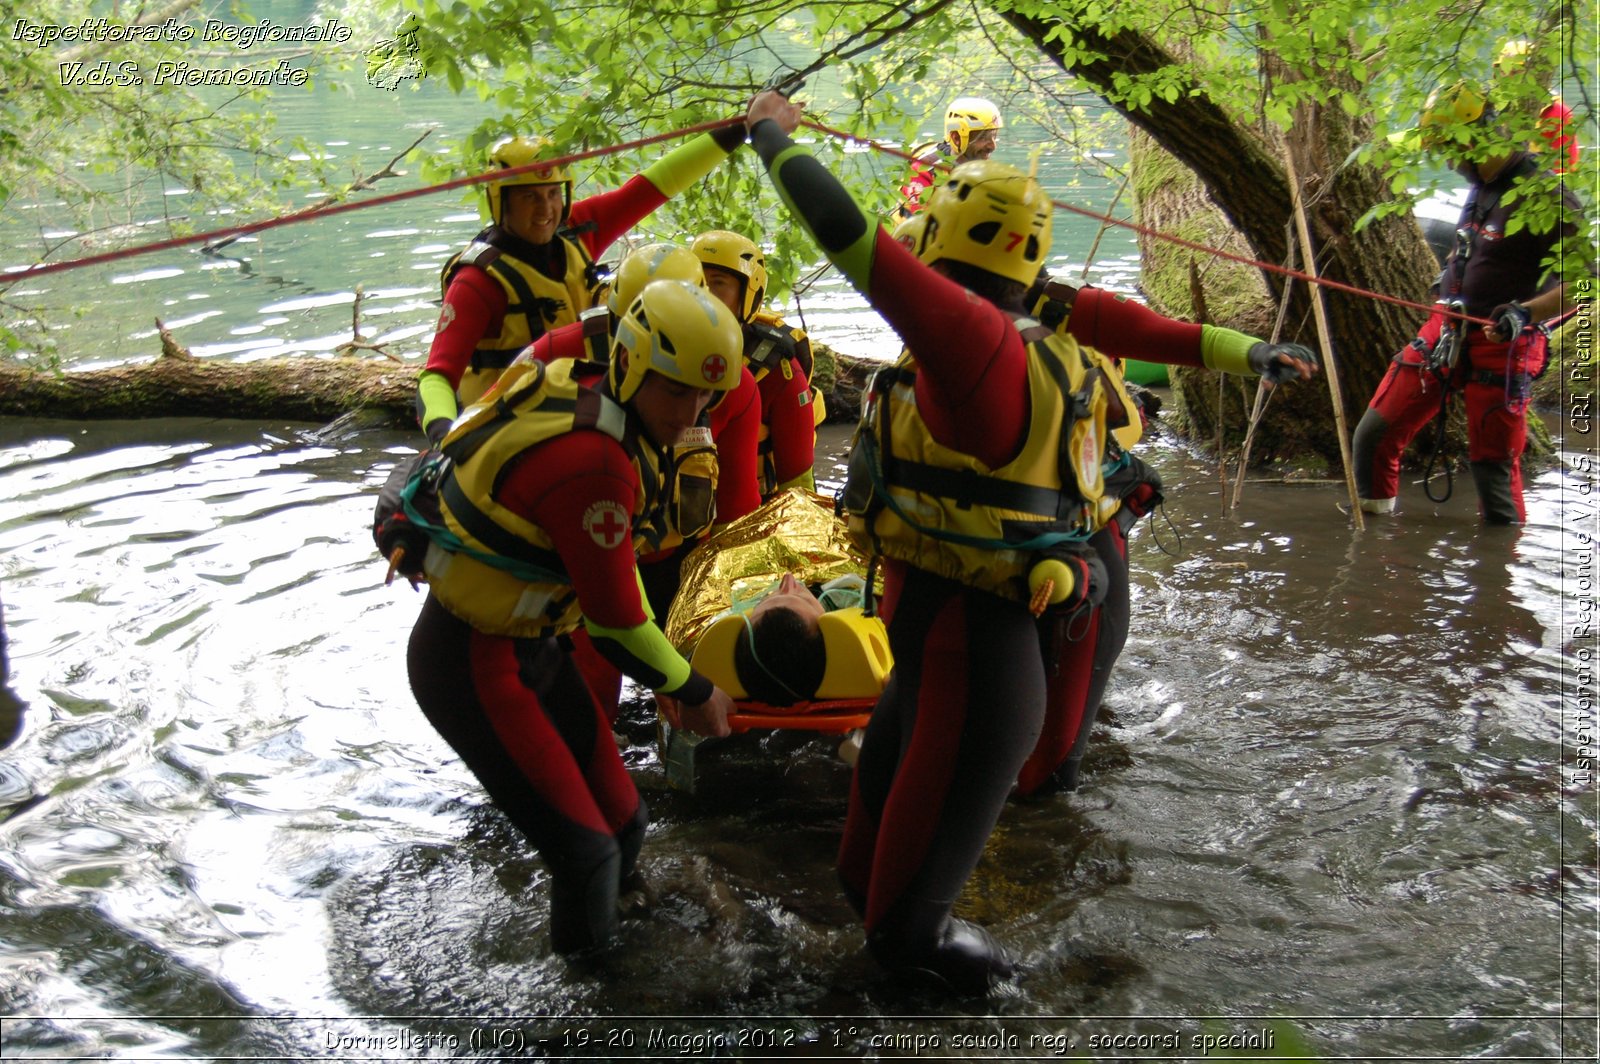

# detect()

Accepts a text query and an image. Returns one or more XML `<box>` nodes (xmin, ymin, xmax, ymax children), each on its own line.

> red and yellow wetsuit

<box><xmin>406</xmin><ymin>359</ymin><xmax>715</xmax><ymax>954</ymax></box>
<box><xmin>751</xmin><ymin>116</ymin><xmax>1277</xmax><ymax>977</ymax></box>
<box><xmin>416</xmin><ymin>126</ymin><xmax>746</xmax><ymax>437</ymax></box>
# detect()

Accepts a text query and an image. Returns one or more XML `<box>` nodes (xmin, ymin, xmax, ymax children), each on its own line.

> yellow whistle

<box><xmin>1026</xmin><ymin>558</ymin><xmax>1076</xmax><ymax>616</ymax></box>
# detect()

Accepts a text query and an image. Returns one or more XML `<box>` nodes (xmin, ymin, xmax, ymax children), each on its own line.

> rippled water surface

<box><xmin>1</xmin><ymin>409</ymin><xmax>1594</xmax><ymax>1060</ymax></box>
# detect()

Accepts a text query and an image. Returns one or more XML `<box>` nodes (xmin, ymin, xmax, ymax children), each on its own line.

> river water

<box><xmin>1</xmin><ymin>410</ymin><xmax>1595</xmax><ymax>1060</ymax></box>
<box><xmin>3</xmin><ymin>5</ymin><xmax>1598</xmax><ymax>1061</ymax></box>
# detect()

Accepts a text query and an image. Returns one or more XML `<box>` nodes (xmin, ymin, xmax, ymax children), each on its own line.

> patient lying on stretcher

<box><xmin>661</xmin><ymin>490</ymin><xmax>888</xmax><ymax>711</ymax></box>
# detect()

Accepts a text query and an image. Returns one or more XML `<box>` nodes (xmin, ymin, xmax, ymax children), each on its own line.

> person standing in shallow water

<box><xmin>406</xmin><ymin>279</ymin><xmax>742</xmax><ymax>957</ymax></box>
<box><xmin>744</xmin><ymin>88</ymin><xmax>1315</xmax><ymax>995</ymax></box>
<box><xmin>414</xmin><ymin>123</ymin><xmax>748</xmax><ymax>444</ymax></box>
<box><xmin>1351</xmin><ymin>80</ymin><xmax>1583</xmax><ymax>524</ymax></box>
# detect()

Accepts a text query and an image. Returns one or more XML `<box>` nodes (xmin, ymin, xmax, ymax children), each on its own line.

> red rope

<box><xmin>800</xmin><ymin>117</ymin><xmax>1496</xmax><ymax>329</ymax></box>
<box><xmin>11</xmin><ymin>110</ymin><xmax>1490</xmax><ymax>331</ymax></box>
<box><xmin>7</xmin><ymin>118</ymin><xmax>747</xmax><ymax>282</ymax></box>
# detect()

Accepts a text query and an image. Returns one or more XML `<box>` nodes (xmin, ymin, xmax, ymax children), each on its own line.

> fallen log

<box><xmin>0</xmin><ymin>324</ymin><xmax>884</xmax><ymax>428</ymax></box>
<box><xmin>0</xmin><ymin>320</ymin><xmax>419</xmax><ymax>425</ymax></box>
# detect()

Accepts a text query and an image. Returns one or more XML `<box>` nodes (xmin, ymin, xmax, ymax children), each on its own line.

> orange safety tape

<box><xmin>6</xmin><ymin>118</ymin><xmax>747</xmax><ymax>282</ymax></box>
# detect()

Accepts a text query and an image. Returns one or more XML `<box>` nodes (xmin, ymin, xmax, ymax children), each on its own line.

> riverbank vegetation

<box><xmin>2</xmin><ymin>1</ymin><xmax>1591</xmax><ymax>468</ymax></box>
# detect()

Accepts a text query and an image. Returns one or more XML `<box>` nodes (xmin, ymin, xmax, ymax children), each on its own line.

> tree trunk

<box><xmin>0</xmin><ymin>317</ymin><xmax>409</xmax><ymax>424</ymax></box>
<box><xmin>0</xmin><ymin>350</ymin><xmax>420</xmax><ymax>425</ymax></box>
<box><xmin>0</xmin><ymin>329</ymin><xmax>869</xmax><ymax>428</ymax></box>
<box><xmin>996</xmin><ymin>12</ymin><xmax>1437</xmax><ymax>466</ymax></box>
<box><xmin>998</xmin><ymin>10</ymin><xmax>1553</xmax><ymax>470</ymax></box>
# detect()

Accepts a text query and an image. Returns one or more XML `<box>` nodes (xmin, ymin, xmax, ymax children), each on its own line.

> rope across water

<box><xmin>7</xmin><ymin>114</ymin><xmax>1492</xmax><ymax>328</ymax></box>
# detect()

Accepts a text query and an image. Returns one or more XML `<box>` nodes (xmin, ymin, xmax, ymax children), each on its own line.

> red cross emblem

<box><xmin>700</xmin><ymin>354</ymin><xmax>727</xmax><ymax>383</ymax></box>
<box><xmin>582</xmin><ymin>500</ymin><xmax>630</xmax><ymax>550</ymax></box>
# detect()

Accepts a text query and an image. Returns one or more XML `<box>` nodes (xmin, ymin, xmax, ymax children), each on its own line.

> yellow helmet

<box><xmin>609</xmin><ymin>279</ymin><xmax>744</xmax><ymax>404</ymax></box>
<box><xmin>920</xmin><ymin>160</ymin><xmax>1052</xmax><ymax>285</ymax></box>
<box><xmin>606</xmin><ymin>243</ymin><xmax>706</xmax><ymax>316</ymax></box>
<box><xmin>690</xmin><ymin>229</ymin><xmax>768</xmax><ymax>322</ymax></box>
<box><xmin>944</xmin><ymin>96</ymin><xmax>1003</xmax><ymax>156</ymax></box>
<box><xmin>484</xmin><ymin>135</ymin><xmax>573</xmax><ymax>226</ymax></box>
<box><xmin>1494</xmin><ymin>38</ymin><xmax>1534</xmax><ymax>78</ymax></box>
<box><xmin>1419</xmin><ymin>81</ymin><xmax>1492</xmax><ymax>149</ymax></box>
<box><xmin>891</xmin><ymin>212</ymin><xmax>928</xmax><ymax>255</ymax></box>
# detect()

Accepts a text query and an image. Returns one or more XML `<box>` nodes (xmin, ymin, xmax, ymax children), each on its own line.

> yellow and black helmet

<box><xmin>606</xmin><ymin>243</ymin><xmax>706</xmax><ymax>316</ymax></box>
<box><xmin>690</xmin><ymin>229</ymin><xmax>767</xmax><ymax>322</ymax></box>
<box><xmin>891</xmin><ymin>212</ymin><xmax>928</xmax><ymax>254</ymax></box>
<box><xmin>1418</xmin><ymin>81</ymin><xmax>1493</xmax><ymax>149</ymax></box>
<box><xmin>1493</xmin><ymin>38</ymin><xmax>1534</xmax><ymax>78</ymax></box>
<box><xmin>919</xmin><ymin>160</ymin><xmax>1052</xmax><ymax>285</ymax></box>
<box><xmin>609</xmin><ymin>279</ymin><xmax>744</xmax><ymax>404</ymax></box>
<box><xmin>484</xmin><ymin>135</ymin><xmax>573</xmax><ymax>226</ymax></box>
<box><xmin>944</xmin><ymin>96</ymin><xmax>1003</xmax><ymax>156</ymax></box>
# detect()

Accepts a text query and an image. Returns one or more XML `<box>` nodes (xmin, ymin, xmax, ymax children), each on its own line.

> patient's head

<box><xmin>732</xmin><ymin>573</ymin><xmax>827</xmax><ymax>706</ymax></box>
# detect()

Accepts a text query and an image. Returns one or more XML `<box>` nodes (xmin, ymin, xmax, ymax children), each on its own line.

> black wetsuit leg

<box><xmin>837</xmin><ymin>566</ymin><xmax>1045</xmax><ymax>990</ymax></box>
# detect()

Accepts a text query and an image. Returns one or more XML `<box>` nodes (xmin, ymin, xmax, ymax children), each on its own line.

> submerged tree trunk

<box><xmin>0</xmin><ymin>321</ymin><xmax>420</xmax><ymax>425</ymax></box>
<box><xmin>0</xmin><ymin>324</ymin><xmax>869</xmax><ymax>428</ymax></box>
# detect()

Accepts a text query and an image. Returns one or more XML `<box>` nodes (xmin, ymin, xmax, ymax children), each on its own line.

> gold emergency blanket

<box><xmin>664</xmin><ymin>489</ymin><xmax>869</xmax><ymax>654</ymax></box>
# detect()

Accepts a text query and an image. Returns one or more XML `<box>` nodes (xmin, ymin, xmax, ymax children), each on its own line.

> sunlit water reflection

<box><xmin>1</xmin><ymin>409</ymin><xmax>1592</xmax><ymax>1058</ymax></box>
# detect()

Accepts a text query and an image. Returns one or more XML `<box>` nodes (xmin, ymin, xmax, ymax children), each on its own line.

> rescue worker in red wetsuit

<box><xmin>406</xmin><ymin>278</ymin><xmax>743</xmax><ymax>956</ymax></box>
<box><xmin>518</xmin><ymin>242</ymin><xmax>764</xmax><ymax>529</ymax></box>
<box><xmin>691</xmin><ymin>230</ymin><xmax>818</xmax><ymax>497</ymax></box>
<box><xmin>1352</xmin><ymin>81</ymin><xmax>1583</xmax><ymax>524</ymax></box>
<box><xmin>897</xmin><ymin>96</ymin><xmax>1003</xmax><ymax>219</ymax></box>
<box><xmin>892</xmin><ymin>214</ymin><xmax>1321</xmax><ymax>798</ymax></box>
<box><xmin>414</xmin><ymin>124</ymin><xmax>747</xmax><ymax>443</ymax></box>
<box><xmin>747</xmin><ymin>89</ymin><xmax>1317</xmax><ymax>993</ymax></box>
<box><xmin>516</xmin><ymin>242</ymin><xmax>764</xmax><ymax>716</ymax></box>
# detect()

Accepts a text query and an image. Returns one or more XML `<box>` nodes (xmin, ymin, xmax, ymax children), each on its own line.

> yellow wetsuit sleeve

<box><xmin>777</xmin><ymin>469</ymin><xmax>816</xmax><ymax>493</ymax></box>
<box><xmin>416</xmin><ymin>369</ymin><xmax>460</xmax><ymax>434</ymax></box>
<box><xmin>1199</xmin><ymin>324</ymin><xmax>1260</xmax><ymax>376</ymax></box>
<box><xmin>582</xmin><ymin>568</ymin><xmax>713</xmax><ymax>703</ymax></box>
<box><xmin>641</xmin><ymin>132</ymin><xmax>735</xmax><ymax>199</ymax></box>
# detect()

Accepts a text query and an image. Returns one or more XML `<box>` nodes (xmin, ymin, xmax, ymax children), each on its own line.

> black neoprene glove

<box><xmin>1489</xmin><ymin>301</ymin><xmax>1531</xmax><ymax>342</ymax></box>
<box><xmin>1247</xmin><ymin>341</ymin><xmax>1321</xmax><ymax>383</ymax></box>
<box><xmin>711</xmin><ymin>118</ymin><xmax>749</xmax><ymax>153</ymax></box>
<box><xmin>423</xmin><ymin>417</ymin><xmax>452</xmax><ymax>447</ymax></box>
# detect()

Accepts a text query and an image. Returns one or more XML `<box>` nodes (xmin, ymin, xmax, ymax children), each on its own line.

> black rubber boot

<box><xmin>615</xmin><ymin>802</ymin><xmax>648</xmax><ymax>884</ymax></box>
<box><xmin>866</xmin><ymin>895</ymin><xmax>1016</xmax><ymax>996</ymax></box>
<box><xmin>838</xmin><ymin>872</ymin><xmax>867</xmax><ymax>919</ymax></box>
<box><xmin>1350</xmin><ymin>407</ymin><xmax>1389</xmax><ymax>501</ymax></box>
<box><xmin>548</xmin><ymin>850</ymin><xmax>620</xmax><ymax>956</ymax></box>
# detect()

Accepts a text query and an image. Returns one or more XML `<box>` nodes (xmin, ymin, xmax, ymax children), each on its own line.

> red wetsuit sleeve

<box><xmin>867</xmin><ymin>230</ymin><xmax>1028</xmax><ymax>468</ymax></box>
<box><xmin>495</xmin><ymin>431</ymin><xmax>650</xmax><ymax>632</ymax></box>
<box><xmin>526</xmin><ymin>320</ymin><xmax>586</xmax><ymax>364</ymax></box>
<box><xmin>567</xmin><ymin>176</ymin><xmax>670</xmax><ymax>259</ymax></box>
<box><xmin>1067</xmin><ymin>288</ymin><xmax>1207</xmax><ymax>369</ymax></box>
<box><xmin>424</xmin><ymin>267</ymin><xmax>507</xmax><ymax>387</ymax></box>
<box><xmin>709</xmin><ymin>366</ymin><xmax>761</xmax><ymax>524</ymax></box>
<box><xmin>758</xmin><ymin>360</ymin><xmax>816</xmax><ymax>487</ymax></box>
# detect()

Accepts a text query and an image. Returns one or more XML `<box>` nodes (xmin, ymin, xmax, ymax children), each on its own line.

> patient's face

<box><xmin>751</xmin><ymin>573</ymin><xmax>826</xmax><ymax>631</ymax></box>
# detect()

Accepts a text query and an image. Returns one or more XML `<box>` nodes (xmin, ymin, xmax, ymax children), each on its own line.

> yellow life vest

<box><xmin>841</xmin><ymin>317</ymin><xmax>1140</xmax><ymax>604</ymax></box>
<box><xmin>440</xmin><ymin>229</ymin><xmax>598</xmax><ymax>406</ymax></box>
<box><xmin>423</xmin><ymin>359</ymin><xmax>715</xmax><ymax>638</ymax></box>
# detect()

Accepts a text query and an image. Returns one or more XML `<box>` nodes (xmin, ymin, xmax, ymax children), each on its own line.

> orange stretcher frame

<box><xmin>655</xmin><ymin>695</ymin><xmax>875</xmax><ymax>792</ymax></box>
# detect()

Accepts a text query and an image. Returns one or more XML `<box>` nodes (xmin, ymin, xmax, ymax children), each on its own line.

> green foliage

<box><xmin>0</xmin><ymin>0</ymin><xmax>365</xmax><ymax>355</ymax></box>
<box><xmin>397</xmin><ymin>0</ymin><xmax>1592</xmax><ymax>305</ymax></box>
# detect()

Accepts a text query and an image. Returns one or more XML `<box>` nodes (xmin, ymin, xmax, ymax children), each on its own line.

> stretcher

<box><xmin>655</xmin><ymin>606</ymin><xmax>890</xmax><ymax>791</ymax></box>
